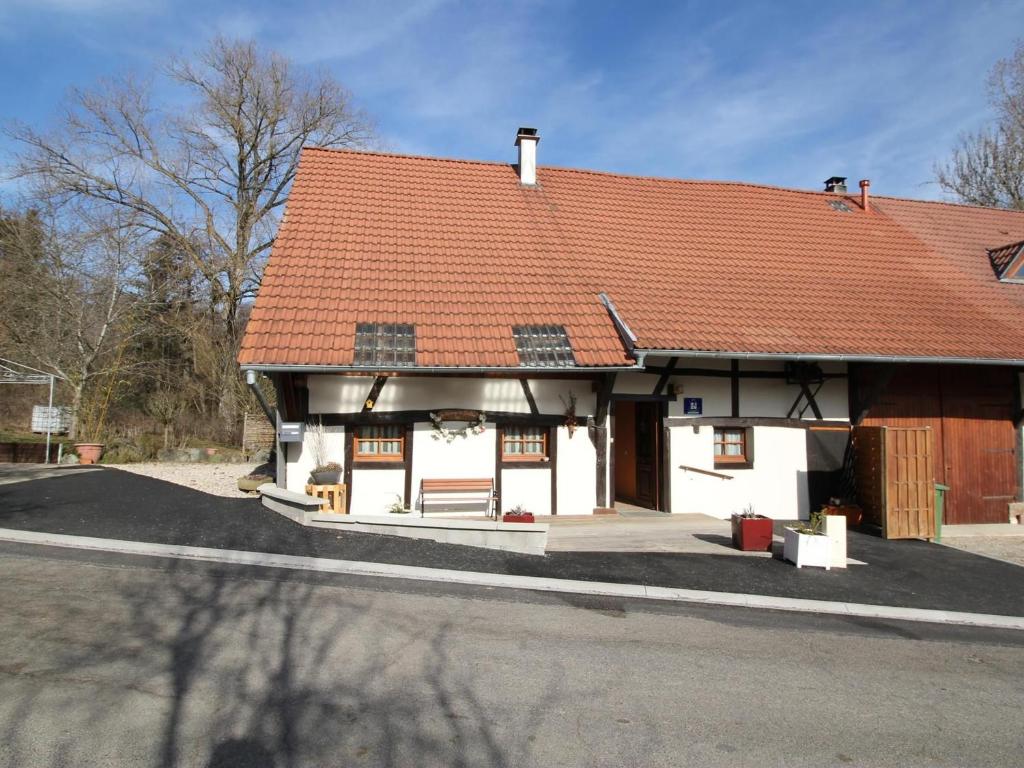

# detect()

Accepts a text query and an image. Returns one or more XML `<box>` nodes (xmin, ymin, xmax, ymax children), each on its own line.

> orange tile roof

<box><xmin>239</xmin><ymin>147</ymin><xmax>1024</xmax><ymax>368</ymax></box>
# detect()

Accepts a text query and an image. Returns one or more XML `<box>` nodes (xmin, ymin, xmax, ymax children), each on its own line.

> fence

<box><xmin>852</xmin><ymin>426</ymin><xmax>936</xmax><ymax>540</ymax></box>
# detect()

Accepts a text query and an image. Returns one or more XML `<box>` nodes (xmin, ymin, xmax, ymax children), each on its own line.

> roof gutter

<box><xmin>638</xmin><ymin>348</ymin><xmax>1024</xmax><ymax>367</ymax></box>
<box><xmin>241</xmin><ymin>364</ymin><xmax>642</xmax><ymax>374</ymax></box>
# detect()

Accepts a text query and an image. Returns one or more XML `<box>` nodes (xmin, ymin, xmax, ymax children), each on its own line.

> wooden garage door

<box><xmin>857</xmin><ymin>364</ymin><xmax>1019</xmax><ymax>525</ymax></box>
<box><xmin>939</xmin><ymin>367</ymin><xmax>1018</xmax><ymax>524</ymax></box>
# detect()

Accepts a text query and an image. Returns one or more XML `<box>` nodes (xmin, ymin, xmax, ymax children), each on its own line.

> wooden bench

<box><xmin>420</xmin><ymin>478</ymin><xmax>497</xmax><ymax>518</ymax></box>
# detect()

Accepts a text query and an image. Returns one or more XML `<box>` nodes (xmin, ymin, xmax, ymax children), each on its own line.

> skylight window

<box><xmin>353</xmin><ymin>323</ymin><xmax>416</xmax><ymax>366</ymax></box>
<box><xmin>829</xmin><ymin>200</ymin><xmax>852</xmax><ymax>213</ymax></box>
<box><xmin>512</xmin><ymin>325</ymin><xmax>576</xmax><ymax>367</ymax></box>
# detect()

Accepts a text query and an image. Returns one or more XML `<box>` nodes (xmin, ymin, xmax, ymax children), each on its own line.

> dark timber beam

<box><xmin>730</xmin><ymin>360</ymin><xmax>740</xmax><ymax>417</ymax></box>
<box><xmin>643</xmin><ymin>364</ymin><xmax>846</xmax><ymax>380</ymax></box>
<box><xmin>665</xmin><ymin>416</ymin><xmax>851</xmax><ymax>430</ymax></box>
<box><xmin>787</xmin><ymin>379</ymin><xmax>824</xmax><ymax>420</ymax></box>
<box><xmin>520</xmin><ymin>378</ymin><xmax>539</xmax><ymax>415</ymax></box>
<box><xmin>652</xmin><ymin>356</ymin><xmax>678</xmax><ymax>395</ymax></box>
<box><xmin>595</xmin><ymin>373</ymin><xmax>617</xmax><ymax>425</ymax></box>
<box><xmin>361</xmin><ymin>376</ymin><xmax>389</xmax><ymax>412</ymax></box>
<box><xmin>317</xmin><ymin>410</ymin><xmax>564</xmax><ymax>427</ymax></box>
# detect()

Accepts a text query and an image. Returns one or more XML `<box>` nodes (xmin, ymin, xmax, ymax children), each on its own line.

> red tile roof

<box><xmin>239</xmin><ymin>147</ymin><xmax>1024</xmax><ymax>368</ymax></box>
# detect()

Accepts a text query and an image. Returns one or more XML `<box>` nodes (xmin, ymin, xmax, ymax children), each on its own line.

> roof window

<box><xmin>354</xmin><ymin>323</ymin><xmax>416</xmax><ymax>366</ymax></box>
<box><xmin>828</xmin><ymin>200</ymin><xmax>852</xmax><ymax>213</ymax></box>
<box><xmin>512</xmin><ymin>325</ymin><xmax>576</xmax><ymax>367</ymax></box>
<box><xmin>988</xmin><ymin>240</ymin><xmax>1024</xmax><ymax>283</ymax></box>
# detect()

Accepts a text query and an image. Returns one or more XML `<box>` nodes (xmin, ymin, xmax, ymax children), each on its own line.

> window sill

<box><xmin>499</xmin><ymin>459</ymin><xmax>551</xmax><ymax>469</ymax></box>
<box><xmin>352</xmin><ymin>460</ymin><xmax>405</xmax><ymax>469</ymax></box>
<box><xmin>714</xmin><ymin>460</ymin><xmax>753</xmax><ymax>470</ymax></box>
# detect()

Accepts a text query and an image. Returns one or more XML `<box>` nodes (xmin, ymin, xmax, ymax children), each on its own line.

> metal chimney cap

<box><xmin>515</xmin><ymin>127</ymin><xmax>540</xmax><ymax>146</ymax></box>
<box><xmin>824</xmin><ymin>176</ymin><xmax>848</xmax><ymax>192</ymax></box>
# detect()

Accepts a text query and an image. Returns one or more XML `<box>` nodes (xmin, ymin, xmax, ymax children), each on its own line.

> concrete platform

<box><xmin>545</xmin><ymin>514</ymin><xmax>766</xmax><ymax>555</ymax></box>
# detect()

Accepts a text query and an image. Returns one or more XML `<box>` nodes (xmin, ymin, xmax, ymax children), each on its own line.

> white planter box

<box><xmin>824</xmin><ymin>515</ymin><xmax>847</xmax><ymax>569</ymax></box>
<box><xmin>784</xmin><ymin>527</ymin><xmax>832</xmax><ymax>570</ymax></box>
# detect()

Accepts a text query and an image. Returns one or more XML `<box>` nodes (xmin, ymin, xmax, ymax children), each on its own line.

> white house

<box><xmin>240</xmin><ymin>129</ymin><xmax>1024</xmax><ymax>524</ymax></box>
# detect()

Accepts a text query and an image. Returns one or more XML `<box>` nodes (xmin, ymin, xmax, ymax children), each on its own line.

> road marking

<box><xmin>1</xmin><ymin>527</ymin><xmax>1022</xmax><ymax>631</ymax></box>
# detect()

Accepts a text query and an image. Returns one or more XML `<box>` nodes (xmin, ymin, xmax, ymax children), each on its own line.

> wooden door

<box><xmin>613</xmin><ymin>402</ymin><xmax>637</xmax><ymax>501</ymax></box>
<box><xmin>635</xmin><ymin>402</ymin><xmax>659</xmax><ymax>507</ymax></box>
<box><xmin>939</xmin><ymin>367</ymin><xmax>1018</xmax><ymax>524</ymax></box>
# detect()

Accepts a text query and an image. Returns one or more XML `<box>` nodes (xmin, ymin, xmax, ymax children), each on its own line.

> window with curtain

<box><xmin>713</xmin><ymin>427</ymin><xmax>748</xmax><ymax>466</ymax></box>
<box><xmin>501</xmin><ymin>426</ymin><xmax>548</xmax><ymax>461</ymax></box>
<box><xmin>354</xmin><ymin>425</ymin><xmax>405</xmax><ymax>461</ymax></box>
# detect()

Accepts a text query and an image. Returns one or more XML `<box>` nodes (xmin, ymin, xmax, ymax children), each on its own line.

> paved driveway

<box><xmin>0</xmin><ymin>467</ymin><xmax>1021</xmax><ymax>616</ymax></box>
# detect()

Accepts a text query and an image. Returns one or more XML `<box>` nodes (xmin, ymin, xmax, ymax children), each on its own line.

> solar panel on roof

<box><xmin>354</xmin><ymin>323</ymin><xmax>416</xmax><ymax>366</ymax></box>
<box><xmin>512</xmin><ymin>325</ymin><xmax>576</xmax><ymax>367</ymax></box>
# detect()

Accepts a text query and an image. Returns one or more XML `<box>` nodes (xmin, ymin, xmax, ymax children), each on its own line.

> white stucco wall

<box><xmin>350</xmin><ymin>469</ymin><xmax>406</xmax><ymax>515</ymax></box>
<box><xmin>307</xmin><ymin>375</ymin><xmax>596</xmax><ymax>417</ymax></box>
<box><xmin>557</xmin><ymin>425</ymin><xmax>597</xmax><ymax>515</ymax></box>
<box><xmin>670</xmin><ymin>425</ymin><xmax>810</xmax><ymax>520</ymax></box>
<box><xmin>284</xmin><ymin>424</ymin><xmax>345</xmax><ymax>493</ymax></box>
<box><xmin>500</xmin><ymin>467</ymin><xmax>551</xmax><ymax>515</ymax></box>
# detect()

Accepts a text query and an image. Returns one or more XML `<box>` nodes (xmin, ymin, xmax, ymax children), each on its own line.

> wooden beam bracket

<box><xmin>361</xmin><ymin>375</ymin><xmax>389</xmax><ymax>412</ymax></box>
<box><xmin>520</xmin><ymin>378</ymin><xmax>539</xmax><ymax>415</ymax></box>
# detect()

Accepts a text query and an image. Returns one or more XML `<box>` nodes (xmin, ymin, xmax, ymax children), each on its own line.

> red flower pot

<box><xmin>502</xmin><ymin>512</ymin><xmax>535</xmax><ymax>523</ymax></box>
<box><xmin>731</xmin><ymin>514</ymin><xmax>774</xmax><ymax>551</ymax></box>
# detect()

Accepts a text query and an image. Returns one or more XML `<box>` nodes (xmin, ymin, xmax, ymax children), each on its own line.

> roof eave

<box><xmin>240</xmin><ymin>363</ymin><xmax>642</xmax><ymax>374</ymax></box>
<box><xmin>638</xmin><ymin>348</ymin><xmax>1024</xmax><ymax>367</ymax></box>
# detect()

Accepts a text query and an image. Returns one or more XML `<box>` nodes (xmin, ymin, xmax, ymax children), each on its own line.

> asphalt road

<box><xmin>0</xmin><ymin>542</ymin><xmax>1022</xmax><ymax>768</ymax></box>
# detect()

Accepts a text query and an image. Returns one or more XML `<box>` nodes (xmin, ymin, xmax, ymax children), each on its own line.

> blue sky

<box><xmin>0</xmin><ymin>0</ymin><xmax>1021</xmax><ymax>200</ymax></box>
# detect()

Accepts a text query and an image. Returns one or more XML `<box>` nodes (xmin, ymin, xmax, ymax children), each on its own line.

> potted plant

<box><xmin>502</xmin><ymin>505</ymin><xmax>535</xmax><ymax>523</ymax></box>
<box><xmin>783</xmin><ymin>512</ymin><xmax>832</xmax><ymax>570</ymax></box>
<box><xmin>730</xmin><ymin>504</ymin><xmax>773</xmax><ymax>551</ymax></box>
<box><xmin>307</xmin><ymin>419</ymin><xmax>342</xmax><ymax>484</ymax></box>
<box><xmin>388</xmin><ymin>495</ymin><xmax>410</xmax><ymax>514</ymax></box>
<box><xmin>73</xmin><ymin>442</ymin><xmax>105</xmax><ymax>465</ymax></box>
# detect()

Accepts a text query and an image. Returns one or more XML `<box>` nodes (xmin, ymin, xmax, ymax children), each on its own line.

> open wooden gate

<box><xmin>852</xmin><ymin>426</ymin><xmax>936</xmax><ymax>540</ymax></box>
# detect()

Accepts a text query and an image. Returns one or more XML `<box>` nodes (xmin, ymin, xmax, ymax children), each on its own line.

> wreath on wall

<box><xmin>429</xmin><ymin>410</ymin><xmax>487</xmax><ymax>443</ymax></box>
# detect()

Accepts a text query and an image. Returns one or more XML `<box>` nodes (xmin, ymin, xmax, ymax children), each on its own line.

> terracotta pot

<box><xmin>824</xmin><ymin>504</ymin><xmax>863</xmax><ymax>527</ymax></box>
<box><xmin>74</xmin><ymin>443</ymin><xmax>104</xmax><ymax>465</ymax></box>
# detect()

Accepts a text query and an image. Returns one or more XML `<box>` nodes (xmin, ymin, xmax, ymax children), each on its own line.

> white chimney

<box><xmin>515</xmin><ymin>127</ymin><xmax>539</xmax><ymax>186</ymax></box>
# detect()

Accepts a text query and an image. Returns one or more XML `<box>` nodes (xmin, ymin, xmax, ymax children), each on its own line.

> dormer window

<box><xmin>512</xmin><ymin>325</ymin><xmax>576</xmax><ymax>367</ymax></box>
<box><xmin>988</xmin><ymin>240</ymin><xmax>1024</xmax><ymax>284</ymax></box>
<box><xmin>354</xmin><ymin>323</ymin><xmax>416</xmax><ymax>366</ymax></box>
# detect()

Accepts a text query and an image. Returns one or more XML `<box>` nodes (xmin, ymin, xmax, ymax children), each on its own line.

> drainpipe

<box><xmin>245</xmin><ymin>370</ymin><xmax>276</xmax><ymax>428</ymax></box>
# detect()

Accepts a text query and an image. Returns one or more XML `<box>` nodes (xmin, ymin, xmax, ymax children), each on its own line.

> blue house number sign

<box><xmin>683</xmin><ymin>397</ymin><xmax>703</xmax><ymax>415</ymax></box>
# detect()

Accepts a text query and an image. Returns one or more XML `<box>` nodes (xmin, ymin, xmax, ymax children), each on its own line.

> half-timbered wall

<box><xmin>291</xmin><ymin>375</ymin><xmax>599</xmax><ymax>515</ymax></box>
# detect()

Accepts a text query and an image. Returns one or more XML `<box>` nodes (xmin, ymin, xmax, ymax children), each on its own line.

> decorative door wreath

<box><xmin>429</xmin><ymin>410</ymin><xmax>487</xmax><ymax>442</ymax></box>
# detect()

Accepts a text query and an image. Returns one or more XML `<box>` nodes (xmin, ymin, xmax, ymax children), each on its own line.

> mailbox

<box><xmin>278</xmin><ymin>422</ymin><xmax>304</xmax><ymax>443</ymax></box>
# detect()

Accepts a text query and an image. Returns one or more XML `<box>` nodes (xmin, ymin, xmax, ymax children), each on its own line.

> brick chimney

<box><xmin>859</xmin><ymin>179</ymin><xmax>871</xmax><ymax>211</ymax></box>
<box><xmin>515</xmin><ymin>127</ymin><xmax>539</xmax><ymax>186</ymax></box>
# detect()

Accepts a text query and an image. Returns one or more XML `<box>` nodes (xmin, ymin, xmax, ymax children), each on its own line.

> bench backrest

<box><xmin>421</xmin><ymin>478</ymin><xmax>493</xmax><ymax>493</ymax></box>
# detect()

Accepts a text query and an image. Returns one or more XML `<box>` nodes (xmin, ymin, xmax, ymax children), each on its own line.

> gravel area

<box><xmin>107</xmin><ymin>462</ymin><xmax>263</xmax><ymax>498</ymax></box>
<box><xmin>943</xmin><ymin>536</ymin><xmax>1024</xmax><ymax>568</ymax></box>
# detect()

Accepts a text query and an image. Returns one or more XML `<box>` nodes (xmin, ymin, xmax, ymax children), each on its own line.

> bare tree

<box><xmin>937</xmin><ymin>41</ymin><xmax>1024</xmax><ymax>209</ymax></box>
<box><xmin>0</xmin><ymin>205</ymin><xmax>147</xmax><ymax>439</ymax></box>
<box><xmin>8</xmin><ymin>37</ymin><xmax>373</xmax><ymax>433</ymax></box>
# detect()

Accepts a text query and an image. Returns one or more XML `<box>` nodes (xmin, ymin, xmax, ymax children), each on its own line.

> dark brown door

<box><xmin>614</xmin><ymin>402</ymin><xmax>637</xmax><ymax>500</ymax></box>
<box><xmin>635</xmin><ymin>402</ymin><xmax>658</xmax><ymax>507</ymax></box>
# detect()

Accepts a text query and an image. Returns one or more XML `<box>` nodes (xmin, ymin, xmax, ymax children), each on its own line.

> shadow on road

<box><xmin>0</xmin><ymin>556</ymin><xmax>546</xmax><ymax>767</ymax></box>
